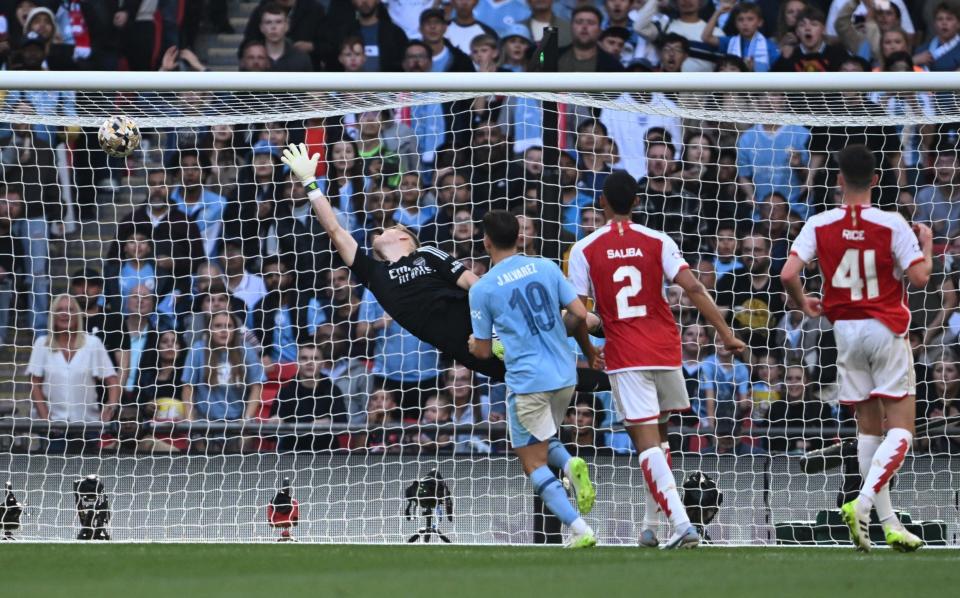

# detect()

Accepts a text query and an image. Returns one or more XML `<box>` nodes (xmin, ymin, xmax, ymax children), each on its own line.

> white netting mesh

<box><xmin>0</xmin><ymin>84</ymin><xmax>958</xmax><ymax>545</ymax></box>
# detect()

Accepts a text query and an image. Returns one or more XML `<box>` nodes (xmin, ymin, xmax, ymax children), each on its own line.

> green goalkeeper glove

<box><xmin>280</xmin><ymin>143</ymin><xmax>320</xmax><ymax>185</ymax></box>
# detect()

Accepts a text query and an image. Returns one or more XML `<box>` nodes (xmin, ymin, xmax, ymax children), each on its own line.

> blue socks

<box><xmin>529</xmin><ymin>465</ymin><xmax>579</xmax><ymax>526</ymax></box>
<box><xmin>547</xmin><ymin>437</ymin><xmax>572</xmax><ymax>472</ymax></box>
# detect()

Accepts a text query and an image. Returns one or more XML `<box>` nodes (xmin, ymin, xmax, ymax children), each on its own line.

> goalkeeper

<box><xmin>282</xmin><ymin>144</ymin><xmax>605</xmax><ymax>387</ymax></box>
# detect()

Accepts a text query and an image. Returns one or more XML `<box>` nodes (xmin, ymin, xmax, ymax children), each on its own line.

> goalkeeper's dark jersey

<box><xmin>349</xmin><ymin>246</ymin><xmax>506</xmax><ymax>380</ymax></box>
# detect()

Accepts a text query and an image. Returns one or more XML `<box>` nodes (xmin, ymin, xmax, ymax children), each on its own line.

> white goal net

<box><xmin>0</xmin><ymin>72</ymin><xmax>957</xmax><ymax>545</ymax></box>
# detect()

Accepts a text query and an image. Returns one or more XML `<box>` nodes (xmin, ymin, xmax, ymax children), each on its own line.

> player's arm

<box><xmin>564</xmin><ymin>296</ymin><xmax>602</xmax><ymax>369</ymax></box>
<box><xmin>906</xmin><ymin>223</ymin><xmax>933</xmax><ymax>288</ymax></box>
<box><xmin>780</xmin><ymin>255</ymin><xmax>823</xmax><ymax>318</ymax></box>
<box><xmin>467</xmin><ymin>287</ymin><xmax>493</xmax><ymax>359</ymax></box>
<box><xmin>674</xmin><ymin>268</ymin><xmax>745</xmax><ymax>353</ymax></box>
<box><xmin>281</xmin><ymin>143</ymin><xmax>358</xmax><ymax>267</ymax></box>
<box><xmin>456</xmin><ymin>269</ymin><xmax>480</xmax><ymax>290</ymax></box>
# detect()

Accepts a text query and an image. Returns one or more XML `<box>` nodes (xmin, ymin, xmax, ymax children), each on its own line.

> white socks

<box><xmin>570</xmin><ymin>517</ymin><xmax>590</xmax><ymax>535</ymax></box>
<box><xmin>639</xmin><ymin>446</ymin><xmax>690</xmax><ymax>532</ymax></box>
<box><xmin>858</xmin><ymin>428</ymin><xmax>912</xmax><ymax>516</ymax></box>
<box><xmin>642</xmin><ymin>442</ymin><xmax>673</xmax><ymax>531</ymax></box>
<box><xmin>857</xmin><ymin>434</ymin><xmax>896</xmax><ymax>525</ymax></box>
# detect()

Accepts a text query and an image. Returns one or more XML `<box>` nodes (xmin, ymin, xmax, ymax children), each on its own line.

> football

<box><xmin>97</xmin><ymin>115</ymin><xmax>141</xmax><ymax>158</ymax></box>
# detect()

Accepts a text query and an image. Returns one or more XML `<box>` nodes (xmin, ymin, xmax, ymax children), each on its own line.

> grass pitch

<box><xmin>1</xmin><ymin>544</ymin><xmax>957</xmax><ymax>597</ymax></box>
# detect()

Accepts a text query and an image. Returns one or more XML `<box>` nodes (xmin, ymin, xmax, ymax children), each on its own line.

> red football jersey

<box><xmin>790</xmin><ymin>205</ymin><xmax>923</xmax><ymax>335</ymax></box>
<box><xmin>568</xmin><ymin>221</ymin><xmax>688</xmax><ymax>371</ymax></box>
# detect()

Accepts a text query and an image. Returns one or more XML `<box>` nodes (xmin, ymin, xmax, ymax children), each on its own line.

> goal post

<box><xmin>0</xmin><ymin>72</ymin><xmax>958</xmax><ymax>544</ymax></box>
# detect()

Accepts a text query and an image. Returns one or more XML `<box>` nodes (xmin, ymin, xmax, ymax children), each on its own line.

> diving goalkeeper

<box><xmin>281</xmin><ymin>144</ymin><xmax>606</xmax><ymax>388</ymax></box>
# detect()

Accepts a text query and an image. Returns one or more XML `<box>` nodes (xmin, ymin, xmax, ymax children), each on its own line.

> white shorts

<box><xmin>609</xmin><ymin>369</ymin><xmax>691</xmax><ymax>425</ymax></box>
<box><xmin>834</xmin><ymin>319</ymin><xmax>915</xmax><ymax>405</ymax></box>
<box><xmin>507</xmin><ymin>386</ymin><xmax>576</xmax><ymax>448</ymax></box>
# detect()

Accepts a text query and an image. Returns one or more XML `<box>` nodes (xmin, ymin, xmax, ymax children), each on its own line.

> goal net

<box><xmin>0</xmin><ymin>72</ymin><xmax>957</xmax><ymax>545</ymax></box>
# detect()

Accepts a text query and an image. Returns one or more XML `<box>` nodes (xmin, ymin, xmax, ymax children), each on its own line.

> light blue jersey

<box><xmin>474</xmin><ymin>0</ymin><xmax>531</xmax><ymax>38</ymax></box>
<box><xmin>470</xmin><ymin>254</ymin><xmax>577</xmax><ymax>394</ymax></box>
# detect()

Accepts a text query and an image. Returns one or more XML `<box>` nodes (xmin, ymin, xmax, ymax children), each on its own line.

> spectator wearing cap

<box><xmin>258</xmin><ymin>2</ymin><xmax>313</xmax><ymax>71</ymax></box>
<box><xmin>499</xmin><ymin>23</ymin><xmax>532</xmax><ymax>71</ymax></box>
<box><xmin>446</xmin><ymin>0</ymin><xmax>498</xmax><ymax>56</ymax></box>
<box><xmin>21</xmin><ymin>5</ymin><xmax>77</xmax><ymax>69</ymax></box>
<box><xmin>238</xmin><ymin>39</ymin><xmax>271</xmax><ymax>72</ymax></box>
<box><xmin>474</xmin><ymin>0</ymin><xmax>531</xmax><ymax>39</ymax></box>
<box><xmin>243</xmin><ymin>0</ymin><xmax>323</xmax><ymax>67</ymax></box>
<box><xmin>703</xmin><ymin>2</ymin><xmax>780</xmax><ymax>72</ymax></box>
<box><xmin>327</xmin><ymin>0</ymin><xmax>408</xmax><ymax>72</ymax></box>
<box><xmin>599</xmin><ymin>26</ymin><xmax>631</xmax><ymax>67</ymax></box>
<box><xmin>634</xmin><ymin>0</ymin><xmax>723</xmax><ymax>72</ymax></box>
<box><xmin>558</xmin><ymin>6</ymin><xmax>624</xmax><ymax>72</ymax></box>
<box><xmin>420</xmin><ymin>8</ymin><xmax>474</xmax><ymax>72</ymax></box>
<box><xmin>526</xmin><ymin>0</ymin><xmax>571</xmax><ymax>47</ymax></box>
<box><xmin>115</xmin><ymin>168</ymin><xmax>204</xmax><ymax>296</ymax></box>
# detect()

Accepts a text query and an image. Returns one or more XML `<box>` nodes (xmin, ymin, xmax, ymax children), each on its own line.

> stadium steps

<box><xmin>203</xmin><ymin>2</ymin><xmax>259</xmax><ymax>72</ymax></box>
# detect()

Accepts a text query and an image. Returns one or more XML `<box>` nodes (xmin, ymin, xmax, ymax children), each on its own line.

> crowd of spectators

<box><xmin>2</xmin><ymin>0</ymin><xmax>960</xmax><ymax>457</ymax></box>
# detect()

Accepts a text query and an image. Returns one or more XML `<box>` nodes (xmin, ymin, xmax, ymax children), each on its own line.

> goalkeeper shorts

<box><xmin>507</xmin><ymin>386</ymin><xmax>576</xmax><ymax>448</ymax></box>
<box><xmin>834</xmin><ymin>319</ymin><xmax>915</xmax><ymax>404</ymax></box>
<box><xmin>609</xmin><ymin>369</ymin><xmax>691</xmax><ymax>425</ymax></box>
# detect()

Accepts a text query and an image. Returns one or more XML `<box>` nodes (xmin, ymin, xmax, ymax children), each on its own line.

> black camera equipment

<box><xmin>404</xmin><ymin>469</ymin><xmax>453</xmax><ymax>543</ymax></box>
<box><xmin>74</xmin><ymin>474</ymin><xmax>111</xmax><ymax>540</ymax></box>
<box><xmin>1</xmin><ymin>481</ymin><xmax>23</xmax><ymax>540</ymax></box>
<box><xmin>267</xmin><ymin>477</ymin><xmax>299</xmax><ymax>542</ymax></box>
<box><xmin>682</xmin><ymin>471</ymin><xmax>722</xmax><ymax>542</ymax></box>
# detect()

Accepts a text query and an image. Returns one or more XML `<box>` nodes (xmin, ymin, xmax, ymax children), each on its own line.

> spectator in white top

<box><xmin>599</xmin><ymin>92</ymin><xmax>683</xmax><ymax>179</ymax></box>
<box><xmin>222</xmin><ymin>241</ymin><xmax>268</xmax><ymax>312</ymax></box>
<box><xmin>634</xmin><ymin>0</ymin><xmax>723</xmax><ymax>72</ymax></box>
<box><xmin>446</xmin><ymin>0</ymin><xmax>498</xmax><ymax>55</ymax></box>
<box><xmin>28</xmin><ymin>294</ymin><xmax>120</xmax><ymax>443</ymax></box>
<box><xmin>387</xmin><ymin>0</ymin><xmax>438</xmax><ymax>41</ymax></box>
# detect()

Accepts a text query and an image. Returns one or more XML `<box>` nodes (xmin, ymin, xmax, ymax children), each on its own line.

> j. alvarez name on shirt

<box><xmin>389</xmin><ymin>263</ymin><xmax>433</xmax><ymax>284</ymax></box>
<box><xmin>496</xmin><ymin>262</ymin><xmax>538</xmax><ymax>286</ymax></box>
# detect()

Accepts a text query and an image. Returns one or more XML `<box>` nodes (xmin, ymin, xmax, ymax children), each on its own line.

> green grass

<box><xmin>1</xmin><ymin>544</ymin><xmax>958</xmax><ymax>597</ymax></box>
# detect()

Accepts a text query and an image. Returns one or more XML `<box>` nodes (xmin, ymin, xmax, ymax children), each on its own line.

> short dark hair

<box><xmin>261</xmin><ymin>2</ymin><xmax>289</xmax><ymax>19</ymax></box>
<box><xmin>572</xmin><ymin>5</ymin><xmax>603</xmax><ymax>23</ymax></box>
<box><xmin>482</xmin><ymin>210</ymin><xmax>520</xmax><ymax>250</ymax></box>
<box><xmin>935</xmin><ymin>2</ymin><xmax>960</xmax><ymax>19</ymax></box>
<box><xmin>737</xmin><ymin>2</ymin><xmax>763</xmax><ymax>18</ymax></box>
<box><xmin>601</xmin><ymin>170</ymin><xmax>639</xmax><ymax>215</ymax></box>
<box><xmin>797</xmin><ymin>7</ymin><xmax>826</xmax><ymax>25</ymax></box>
<box><xmin>340</xmin><ymin>35</ymin><xmax>364</xmax><ymax>52</ymax></box>
<box><xmin>657</xmin><ymin>32</ymin><xmax>689</xmax><ymax>52</ymax></box>
<box><xmin>837</xmin><ymin>144</ymin><xmax>876</xmax><ymax>190</ymax></box>
<box><xmin>237</xmin><ymin>38</ymin><xmax>266</xmax><ymax>59</ymax></box>
<box><xmin>840</xmin><ymin>55</ymin><xmax>871</xmax><ymax>72</ymax></box>
<box><xmin>883</xmin><ymin>50</ymin><xmax>913</xmax><ymax>71</ymax></box>
<box><xmin>404</xmin><ymin>40</ymin><xmax>431</xmax><ymax>56</ymax></box>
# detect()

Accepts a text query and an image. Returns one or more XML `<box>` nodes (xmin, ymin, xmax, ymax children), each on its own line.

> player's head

<box><xmin>836</xmin><ymin>144</ymin><xmax>877</xmax><ymax>194</ymax></box>
<box><xmin>482</xmin><ymin>210</ymin><xmax>520</xmax><ymax>252</ymax></box>
<box><xmin>372</xmin><ymin>224</ymin><xmax>420</xmax><ymax>260</ymax></box>
<box><xmin>600</xmin><ymin>170</ymin><xmax>639</xmax><ymax>216</ymax></box>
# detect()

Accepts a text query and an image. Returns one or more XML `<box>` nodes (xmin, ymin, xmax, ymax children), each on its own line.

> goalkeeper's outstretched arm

<box><xmin>281</xmin><ymin>143</ymin><xmax>358</xmax><ymax>267</ymax></box>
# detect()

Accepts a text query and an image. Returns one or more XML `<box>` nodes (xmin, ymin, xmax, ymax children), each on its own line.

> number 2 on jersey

<box><xmin>613</xmin><ymin>265</ymin><xmax>647</xmax><ymax>318</ymax></box>
<box><xmin>832</xmin><ymin>248</ymin><xmax>879</xmax><ymax>300</ymax></box>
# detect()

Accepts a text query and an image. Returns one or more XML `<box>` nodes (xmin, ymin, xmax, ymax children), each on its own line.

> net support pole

<box><xmin>532</xmin><ymin>26</ymin><xmax>564</xmax><ymax>546</ymax></box>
